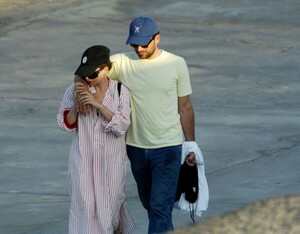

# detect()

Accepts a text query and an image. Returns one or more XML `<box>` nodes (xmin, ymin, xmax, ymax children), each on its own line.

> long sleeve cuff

<box><xmin>63</xmin><ymin>109</ymin><xmax>77</xmax><ymax>129</ymax></box>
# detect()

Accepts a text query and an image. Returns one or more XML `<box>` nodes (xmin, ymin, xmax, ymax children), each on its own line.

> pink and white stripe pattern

<box><xmin>57</xmin><ymin>80</ymin><xmax>134</xmax><ymax>234</ymax></box>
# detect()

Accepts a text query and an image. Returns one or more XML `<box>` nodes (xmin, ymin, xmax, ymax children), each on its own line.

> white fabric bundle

<box><xmin>176</xmin><ymin>141</ymin><xmax>209</xmax><ymax>217</ymax></box>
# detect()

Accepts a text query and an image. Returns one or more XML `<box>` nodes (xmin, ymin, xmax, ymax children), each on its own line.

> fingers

<box><xmin>185</xmin><ymin>152</ymin><xmax>196</xmax><ymax>166</ymax></box>
<box><xmin>81</xmin><ymin>104</ymin><xmax>91</xmax><ymax>115</ymax></box>
<box><xmin>78</xmin><ymin>92</ymin><xmax>92</xmax><ymax>102</ymax></box>
<box><xmin>75</xmin><ymin>83</ymin><xmax>87</xmax><ymax>95</ymax></box>
<box><xmin>78</xmin><ymin>95</ymin><xmax>90</xmax><ymax>105</ymax></box>
<box><xmin>78</xmin><ymin>93</ymin><xmax>95</xmax><ymax>106</ymax></box>
<box><xmin>77</xmin><ymin>102</ymin><xmax>91</xmax><ymax>116</ymax></box>
<box><xmin>75</xmin><ymin>80</ymin><xmax>89</xmax><ymax>96</ymax></box>
<box><xmin>75</xmin><ymin>90</ymin><xmax>92</xmax><ymax>115</ymax></box>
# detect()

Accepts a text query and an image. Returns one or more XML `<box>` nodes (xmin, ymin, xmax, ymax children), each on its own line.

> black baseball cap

<box><xmin>74</xmin><ymin>45</ymin><xmax>110</xmax><ymax>77</ymax></box>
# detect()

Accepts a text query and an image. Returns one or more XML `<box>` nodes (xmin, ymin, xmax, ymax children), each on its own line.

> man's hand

<box><xmin>185</xmin><ymin>152</ymin><xmax>196</xmax><ymax>166</ymax></box>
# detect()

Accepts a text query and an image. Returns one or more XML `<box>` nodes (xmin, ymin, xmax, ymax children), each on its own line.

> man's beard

<box><xmin>135</xmin><ymin>49</ymin><xmax>155</xmax><ymax>59</ymax></box>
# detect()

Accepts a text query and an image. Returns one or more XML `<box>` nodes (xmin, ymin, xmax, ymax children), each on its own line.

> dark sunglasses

<box><xmin>82</xmin><ymin>69</ymin><xmax>101</xmax><ymax>79</ymax></box>
<box><xmin>130</xmin><ymin>34</ymin><xmax>157</xmax><ymax>48</ymax></box>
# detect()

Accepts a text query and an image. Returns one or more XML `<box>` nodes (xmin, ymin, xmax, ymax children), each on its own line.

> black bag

<box><xmin>117</xmin><ymin>82</ymin><xmax>122</xmax><ymax>96</ymax></box>
<box><xmin>175</xmin><ymin>162</ymin><xmax>198</xmax><ymax>203</ymax></box>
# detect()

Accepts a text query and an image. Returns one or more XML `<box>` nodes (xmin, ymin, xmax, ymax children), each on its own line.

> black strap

<box><xmin>189</xmin><ymin>203</ymin><xmax>196</xmax><ymax>224</ymax></box>
<box><xmin>117</xmin><ymin>82</ymin><xmax>122</xmax><ymax>96</ymax></box>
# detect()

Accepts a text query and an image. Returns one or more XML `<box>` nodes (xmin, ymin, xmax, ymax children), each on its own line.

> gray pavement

<box><xmin>1</xmin><ymin>0</ymin><xmax>300</xmax><ymax>233</ymax></box>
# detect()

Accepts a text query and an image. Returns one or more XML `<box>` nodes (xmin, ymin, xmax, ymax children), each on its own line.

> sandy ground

<box><xmin>0</xmin><ymin>0</ymin><xmax>86</xmax><ymax>30</ymax></box>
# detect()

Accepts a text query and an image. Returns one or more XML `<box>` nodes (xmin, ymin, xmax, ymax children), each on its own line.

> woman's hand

<box><xmin>78</xmin><ymin>92</ymin><xmax>101</xmax><ymax>109</ymax></box>
<box><xmin>75</xmin><ymin>79</ymin><xmax>92</xmax><ymax>115</ymax></box>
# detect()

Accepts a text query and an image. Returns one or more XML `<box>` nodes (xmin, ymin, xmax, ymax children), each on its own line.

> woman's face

<box><xmin>85</xmin><ymin>67</ymin><xmax>108</xmax><ymax>85</ymax></box>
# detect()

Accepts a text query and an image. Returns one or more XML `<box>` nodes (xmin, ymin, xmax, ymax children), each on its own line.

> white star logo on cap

<box><xmin>82</xmin><ymin>56</ymin><xmax>87</xmax><ymax>64</ymax></box>
<box><xmin>134</xmin><ymin>26</ymin><xmax>140</xmax><ymax>34</ymax></box>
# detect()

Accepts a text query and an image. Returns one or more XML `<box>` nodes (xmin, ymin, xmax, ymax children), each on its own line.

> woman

<box><xmin>57</xmin><ymin>45</ymin><xmax>134</xmax><ymax>234</ymax></box>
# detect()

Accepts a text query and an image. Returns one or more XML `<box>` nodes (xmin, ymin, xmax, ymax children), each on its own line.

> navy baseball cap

<box><xmin>126</xmin><ymin>16</ymin><xmax>159</xmax><ymax>46</ymax></box>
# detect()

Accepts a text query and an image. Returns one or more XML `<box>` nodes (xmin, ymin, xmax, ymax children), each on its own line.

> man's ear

<box><xmin>155</xmin><ymin>34</ymin><xmax>160</xmax><ymax>44</ymax></box>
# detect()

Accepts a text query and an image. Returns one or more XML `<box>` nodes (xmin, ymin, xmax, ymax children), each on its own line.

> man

<box><xmin>77</xmin><ymin>16</ymin><xmax>197</xmax><ymax>234</ymax></box>
<box><xmin>108</xmin><ymin>16</ymin><xmax>196</xmax><ymax>234</ymax></box>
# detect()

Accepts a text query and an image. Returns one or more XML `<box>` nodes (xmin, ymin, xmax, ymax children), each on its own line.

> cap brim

<box><xmin>125</xmin><ymin>35</ymin><xmax>152</xmax><ymax>46</ymax></box>
<box><xmin>74</xmin><ymin>64</ymin><xmax>98</xmax><ymax>77</ymax></box>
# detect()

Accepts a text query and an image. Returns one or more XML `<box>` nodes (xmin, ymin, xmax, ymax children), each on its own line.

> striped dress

<box><xmin>57</xmin><ymin>80</ymin><xmax>134</xmax><ymax>234</ymax></box>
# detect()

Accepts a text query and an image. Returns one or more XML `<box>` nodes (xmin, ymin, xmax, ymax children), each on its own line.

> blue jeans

<box><xmin>127</xmin><ymin>145</ymin><xmax>182</xmax><ymax>234</ymax></box>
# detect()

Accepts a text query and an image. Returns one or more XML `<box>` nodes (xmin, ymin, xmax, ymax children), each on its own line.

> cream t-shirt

<box><xmin>108</xmin><ymin>50</ymin><xmax>192</xmax><ymax>148</ymax></box>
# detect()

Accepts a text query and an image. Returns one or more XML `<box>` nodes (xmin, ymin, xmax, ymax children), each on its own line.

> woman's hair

<box><xmin>98</xmin><ymin>61</ymin><xmax>113</xmax><ymax>71</ymax></box>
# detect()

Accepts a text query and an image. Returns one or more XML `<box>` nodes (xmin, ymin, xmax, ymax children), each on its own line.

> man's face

<box><xmin>130</xmin><ymin>35</ymin><xmax>158</xmax><ymax>59</ymax></box>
